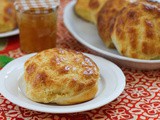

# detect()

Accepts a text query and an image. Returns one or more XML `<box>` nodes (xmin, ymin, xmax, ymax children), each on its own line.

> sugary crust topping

<box><xmin>89</xmin><ymin>0</ymin><xmax>100</xmax><ymax>9</ymax></box>
<box><xmin>0</xmin><ymin>0</ymin><xmax>17</xmax><ymax>33</ymax></box>
<box><xmin>111</xmin><ymin>1</ymin><xmax>160</xmax><ymax>59</ymax></box>
<box><xmin>24</xmin><ymin>48</ymin><xmax>100</xmax><ymax>95</ymax></box>
<box><xmin>97</xmin><ymin>0</ymin><xmax>133</xmax><ymax>48</ymax></box>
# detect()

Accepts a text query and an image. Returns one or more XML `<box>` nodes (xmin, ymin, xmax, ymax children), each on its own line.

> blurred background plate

<box><xmin>63</xmin><ymin>1</ymin><xmax>160</xmax><ymax>70</ymax></box>
<box><xmin>0</xmin><ymin>29</ymin><xmax>19</xmax><ymax>38</ymax></box>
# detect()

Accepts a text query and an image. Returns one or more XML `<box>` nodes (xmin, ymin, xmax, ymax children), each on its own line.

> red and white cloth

<box><xmin>0</xmin><ymin>0</ymin><xmax>160</xmax><ymax>119</ymax></box>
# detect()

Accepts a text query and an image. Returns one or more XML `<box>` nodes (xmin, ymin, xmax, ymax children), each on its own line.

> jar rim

<box><xmin>14</xmin><ymin>0</ymin><xmax>60</xmax><ymax>13</ymax></box>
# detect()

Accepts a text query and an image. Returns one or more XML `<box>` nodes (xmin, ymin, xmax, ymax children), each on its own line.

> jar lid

<box><xmin>14</xmin><ymin>0</ymin><xmax>60</xmax><ymax>13</ymax></box>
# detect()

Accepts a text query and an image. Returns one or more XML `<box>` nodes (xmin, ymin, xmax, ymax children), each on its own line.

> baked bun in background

<box><xmin>74</xmin><ymin>0</ymin><xmax>106</xmax><ymax>24</ymax></box>
<box><xmin>24</xmin><ymin>48</ymin><xmax>100</xmax><ymax>105</ymax></box>
<box><xmin>97</xmin><ymin>0</ymin><xmax>138</xmax><ymax>48</ymax></box>
<box><xmin>111</xmin><ymin>1</ymin><xmax>160</xmax><ymax>60</ymax></box>
<box><xmin>0</xmin><ymin>0</ymin><xmax>17</xmax><ymax>33</ymax></box>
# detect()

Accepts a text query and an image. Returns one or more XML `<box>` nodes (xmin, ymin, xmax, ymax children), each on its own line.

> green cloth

<box><xmin>0</xmin><ymin>56</ymin><xmax>14</xmax><ymax>68</ymax></box>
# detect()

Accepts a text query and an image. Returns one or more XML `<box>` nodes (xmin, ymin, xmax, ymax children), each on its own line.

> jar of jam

<box><xmin>14</xmin><ymin>0</ymin><xmax>60</xmax><ymax>53</ymax></box>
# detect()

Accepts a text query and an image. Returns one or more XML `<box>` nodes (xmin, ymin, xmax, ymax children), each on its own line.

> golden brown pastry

<box><xmin>97</xmin><ymin>0</ymin><xmax>138</xmax><ymax>48</ymax></box>
<box><xmin>111</xmin><ymin>1</ymin><xmax>160</xmax><ymax>59</ymax></box>
<box><xmin>74</xmin><ymin>0</ymin><xmax>106</xmax><ymax>24</ymax></box>
<box><xmin>24</xmin><ymin>48</ymin><xmax>100</xmax><ymax>105</ymax></box>
<box><xmin>0</xmin><ymin>0</ymin><xmax>17</xmax><ymax>33</ymax></box>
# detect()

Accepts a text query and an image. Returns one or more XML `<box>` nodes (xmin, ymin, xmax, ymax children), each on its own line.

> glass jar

<box><xmin>14</xmin><ymin>0</ymin><xmax>59</xmax><ymax>53</ymax></box>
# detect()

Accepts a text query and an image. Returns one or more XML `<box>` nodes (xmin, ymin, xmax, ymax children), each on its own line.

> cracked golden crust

<box><xmin>111</xmin><ymin>1</ymin><xmax>160</xmax><ymax>59</ymax></box>
<box><xmin>0</xmin><ymin>0</ymin><xmax>17</xmax><ymax>33</ymax></box>
<box><xmin>97</xmin><ymin>0</ymin><xmax>136</xmax><ymax>48</ymax></box>
<box><xmin>24</xmin><ymin>48</ymin><xmax>100</xmax><ymax>104</ymax></box>
<box><xmin>74</xmin><ymin>0</ymin><xmax>106</xmax><ymax>24</ymax></box>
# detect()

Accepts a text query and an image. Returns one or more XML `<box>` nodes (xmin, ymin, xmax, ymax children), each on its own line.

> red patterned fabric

<box><xmin>0</xmin><ymin>1</ymin><xmax>160</xmax><ymax>119</ymax></box>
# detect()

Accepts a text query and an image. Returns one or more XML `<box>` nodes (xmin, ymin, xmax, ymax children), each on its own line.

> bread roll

<box><xmin>111</xmin><ymin>1</ymin><xmax>160</xmax><ymax>59</ymax></box>
<box><xmin>74</xmin><ymin>0</ymin><xmax>106</xmax><ymax>24</ymax></box>
<box><xmin>24</xmin><ymin>48</ymin><xmax>100</xmax><ymax>105</ymax></box>
<box><xmin>0</xmin><ymin>0</ymin><xmax>17</xmax><ymax>33</ymax></box>
<box><xmin>97</xmin><ymin>0</ymin><xmax>137</xmax><ymax>48</ymax></box>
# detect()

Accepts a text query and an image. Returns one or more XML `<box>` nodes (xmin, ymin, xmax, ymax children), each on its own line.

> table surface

<box><xmin>0</xmin><ymin>1</ymin><xmax>160</xmax><ymax>120</ymax></box>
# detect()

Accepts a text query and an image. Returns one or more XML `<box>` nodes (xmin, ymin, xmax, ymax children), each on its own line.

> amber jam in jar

<box><xmin>14</xmin><ymin>0</ymin><xmax>59</xmax><ymax>53</ymax></box>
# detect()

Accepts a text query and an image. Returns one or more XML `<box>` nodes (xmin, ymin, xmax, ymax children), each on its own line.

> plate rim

<box><xmin>0</xmin><ymin>53</ymin><xmax>125</xmax><ymax>113</ymax></box>
<box><xmin>0</xmin><ymin>29</ymin><xmax>19</xmax><ymax>38</ymax></box>
<box><xmin>63</xmin><ymin>1</ymin><xmax>160</xmax><ymax>64</ymax></box>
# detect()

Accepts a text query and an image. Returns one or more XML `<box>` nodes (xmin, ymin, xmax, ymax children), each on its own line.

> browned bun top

<box><xmin>97</xmin><ymin>0</ymin><xmax>137</xmax><ymax>48</ymax></box>
<box><xmin>0</xmin><ymin>0</ymin><xmax>17</xmax><ymax>33</ymax></box>
<box><xmin>111</xmin><ymin>1</ymin><xmax>160</xmax><ymax>60</ymax></box>
<box><xmin>24</xmin><ymin>48</ymin><xmax>100</xmax><ymax>104</ymax></box>
<box><xmin>74</xmin><ymin>0</ymin><xmax>106</xmax><ymax>24</ymax></box>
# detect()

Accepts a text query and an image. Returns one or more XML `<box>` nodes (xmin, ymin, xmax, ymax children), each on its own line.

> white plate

<box><xmin>0</xmin><ymin>53</ymin><xmax>125</xmax><ymax>113</ymax></box>
<box><xmin>0</xmin><ymin>29</ymin><xmax>19</xmax><ymax>38</ymax></box>
<box><xmin>63</xmin><ymin>1</ymin><xmax>160</xmax><ymax>70</ymax></box>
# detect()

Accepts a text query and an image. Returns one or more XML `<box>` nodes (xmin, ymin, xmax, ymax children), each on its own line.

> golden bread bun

<box><xmin>24</xmin><ymin>48</ymin><xmax>100</xmax><ymax>105</ymax></box>
<box><xmin>97</xmin><ymin>0</ymin><xmax>137</xmax><ymax>48</ymax></box>
<box><xmin>0</xmin><ymin>0</ymin><xmax>17</xmax><ymax>33</ymax></box>
<box><xmin>74</xmin><ymin>0</ymin><xmax>106</xmax><ymax>24</ymax></box>
<box><xmin>111</xmin><ymin>2</ymin><xmax>160</xmax><ymax>60</ymax></box>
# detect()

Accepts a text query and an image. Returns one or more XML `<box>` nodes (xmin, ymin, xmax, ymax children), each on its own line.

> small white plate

<box><xmin>63</xmin><ymin>1</ymin><xmax>160</xmax><ymax>70</ymax></box>
<box><xmin>0</xmin><ymin>53</ymin><xmax>125</xmax><ymax>113</ymax></box>
<box><xmin>0</xmin><ymin>29</ymin><xmax>19</xmax><ymax>38</ymax></box>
